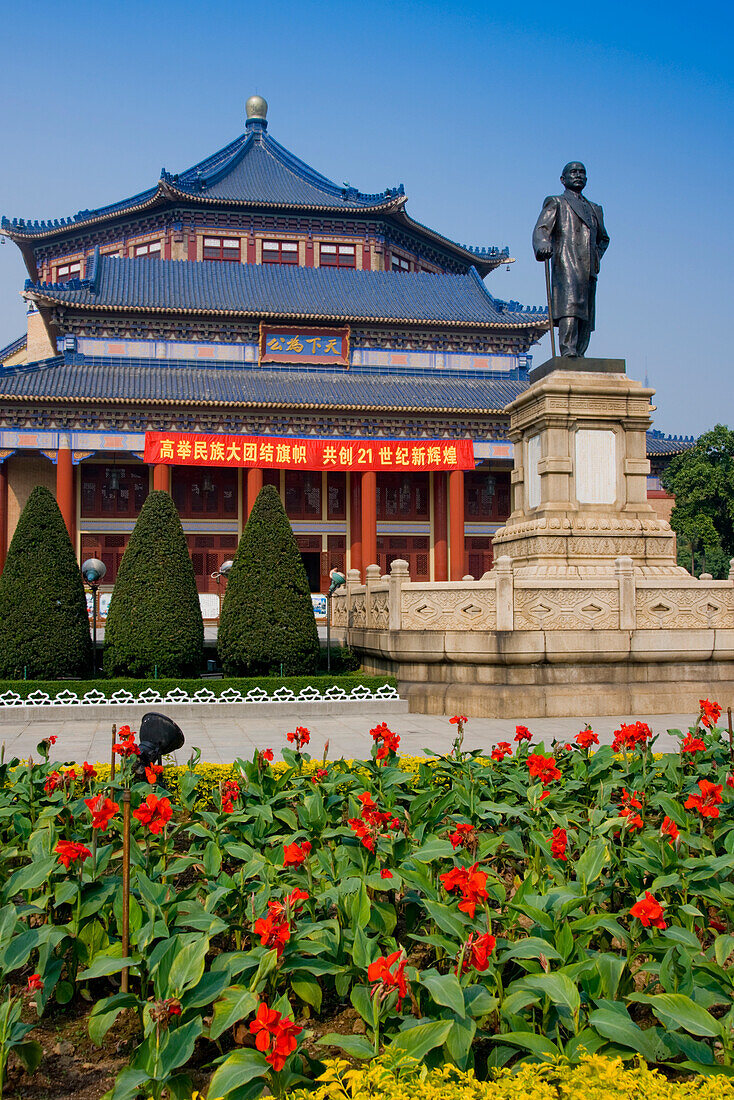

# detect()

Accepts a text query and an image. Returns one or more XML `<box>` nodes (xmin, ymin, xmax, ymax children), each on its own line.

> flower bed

<box><xmin>0</xmin><ymin>704</ymin><xmax>732</xmax><ymax>1100</ymax></box>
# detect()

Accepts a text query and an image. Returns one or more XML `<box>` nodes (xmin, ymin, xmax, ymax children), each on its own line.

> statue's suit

<box><xmin>533</xmin><ymin>189</ymin><xmax>609</xmax><ymax>354</ymax></box>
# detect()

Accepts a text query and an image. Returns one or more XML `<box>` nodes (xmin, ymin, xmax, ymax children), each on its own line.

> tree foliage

<box><xmin>0</xmin><ymin>486</ymin><xmax>92</xmax><ymax>678</ymax></box>
<box><xmin>661</xmin><ymin>423</ymin><xmax>734</xmax><ymax>578</ymax></box>
<box><xmin>103</xmin><ymin>490</ymin><xmax>203</xmax><ymax>677</ymax></box>
<box><xmin>218</xmin><ymin>485</ymin><xmax>320</xmax><ymax>676</ymax></box>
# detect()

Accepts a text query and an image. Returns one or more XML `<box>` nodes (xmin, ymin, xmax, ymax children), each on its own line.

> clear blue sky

<box><xmin>1</xmin><ymin>0</ymin><xmax>731</xmax><ymax>436</ymax></box>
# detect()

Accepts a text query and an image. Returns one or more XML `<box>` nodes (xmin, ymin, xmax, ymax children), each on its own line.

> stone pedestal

<box><xmin>492</xmin><ymin>361</ymin><xmax>683</xmax><ymax>577</ymax></box>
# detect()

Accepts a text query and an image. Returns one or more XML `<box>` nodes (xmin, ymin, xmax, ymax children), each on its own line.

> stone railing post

<box><xmin>345</xmin><ymin>567</ymin><xmax>360</xmax><ymax>628</ymax></box>
<box><xmin>494</xmin><ymin>554</ymin><xmax>514</xmax><ymax>631</ymax></box>
<box><xmin>729</xmin><ymin>558</ymin><xmax>734</xmax><ymax>583</ymax></box>
<box><xmin>615</xmin><ymin>555</ymin><xmax>636</xmax><ymax>630</ymax></box>
<box><xmin>365</xmin><ymin>563</ymin><xmax>381</xmax><ymax>629</ymax></box>
<box><xmin>388</xmin><ymin>558</ymin><xmax>409</xmax><ymax>631</ymax></box>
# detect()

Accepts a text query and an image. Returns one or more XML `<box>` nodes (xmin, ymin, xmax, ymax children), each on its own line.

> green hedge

<box><xmin>0</xmin><ymin>672</ymin><xmax>397</xmax><ymax>700</ymax></box>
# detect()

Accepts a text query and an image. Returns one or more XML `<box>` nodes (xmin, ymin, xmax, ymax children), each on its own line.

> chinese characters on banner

<box><xmin>259</xmin><ymin>324</ymin><xmax>350</xmax><ymax>367</ymax></box>
<box><xmin>144</xmin><ymin>432</ymin><xmax>474</xmax><ymax>471</ymax></box>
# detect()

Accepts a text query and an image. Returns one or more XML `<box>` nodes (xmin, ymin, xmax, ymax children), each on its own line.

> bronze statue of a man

<box><xmin>533</xmin><ymin>162</ymin><xmax>609</xmax><ymax>357</ymax></box>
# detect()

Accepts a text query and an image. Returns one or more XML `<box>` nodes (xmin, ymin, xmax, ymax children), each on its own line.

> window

<box><xmin>262</xmin><ymin>240</ymin><xmax>299</xmax><ymax>264</ymax></box>
<box><xmin>81</xmin><ymin>464</ymin><xmax>149</xmax><ymax>518</ymax></box>
<box><xmin>203</xmin><ymin>236</ymin><xmax>241</xmax><ymax>262</ymax></box>
<box><xmin>391</xmin><ymin>254</ymin><xmax>411</xmax><ymax>273</ymax></box>
<box><xmin>377</xmin><ymin>536</ymin><xmax>429</xmax><ymax>581</ymax></box>
<box><xmin>55</xmin><ymin>262</ymin><xmax>82</xmax><ymax>282</ymax></box>
<box><xmin>327</xmin><ymin>473</ymin><xmax>346</xmax><ymax>519</ymax></box>
<box><xmin>133</xmin><ymin>241</ymin><xmax>162</xmax><ymax>258</ymax></box>
<box><xmin>186</xmin><ymin>534</ymin><xmax>238</xmax><ymax>594</ymax></box>
<box><xmin>466</xmin><ymin>537</ymin><xmax>494</xmax><ymax>579</ymax></box>
<box><xmin>171</xmin><ymin>468</ymin><xmax>237</xmax><ymax>518</ymax></box>
<box><xmin>320</xmin><ymin>243</ymin><xmax>356</xmax><ymax>268</ymax></box>
<box><xmin>285</xmin><ymin>471</ymin><xmax>321</xmax><ymax>519</ymax></box>
<box><xmin>464</xmin><ymin>471</ymin><xmax>510</xmax><ymax>521</ymax></box>
<box><xmin>81</xmin><ymin>534</ymin><xmax>128</xmax><ymax>584</ymax></box>
<box><xmin>377</xmin><ymin>473</ymin><xmax>429</xmax><ymax>520</ymax></box>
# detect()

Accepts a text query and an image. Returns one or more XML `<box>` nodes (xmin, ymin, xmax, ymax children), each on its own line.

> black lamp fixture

<box><xmin>109</xmin><ymin>463</ymin><xmax>121</xmax><ymax>493</ymax></box>
<box><xmin>136</xmin><ymin>711</ymin><xmax>185</xmax><ymax>773</ymax></box>
<box><xmin>202</xmin><ymin>473</ymin><xmax>214</xmax><ymax>494</ymax></box>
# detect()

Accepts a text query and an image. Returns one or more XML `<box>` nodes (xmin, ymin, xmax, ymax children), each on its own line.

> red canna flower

<box><xmin>367</xmin><ymin>950</ymin><xmax>409</xmax><ymax>1004</ymax></box>
<box><xmin>250</xmin><ymin>1001</ymin><xmax>282</xmax><ymax>1052</ymax></box>
<box><xmin>262</xmin><ymin>748</ymin><xmax>274</xmax><ymax>762</ymax></box>
<box><xmin>44</xmin><ymin>771</ymin><xmax>62</xmax><ymax>795</ymax></box>
<box><xmin>624</xmin><ymin>812</ymin><xmax>644</xmax><ymax>831</ymax></box>
<box><xmin>448</xmin><ymin>822</ymin><xmax>477</xmax><ymax>850</ymax></box>
<box><xmin>727</xmin><ymin>775</ymin><xmax>734</xmax><ymax>788</ymax></box>
<box><xmin>661</xmin><ymin>816</ymin><xmax>679</xmax><ymax>844</ymax></box>
<box><xmin>682</xmin><ymin>732</ymin><xmax>706</xmax><ymax>754</ymax></box>
<box><xmin>112</xmin><ymin>728</ymin><xmax>140</xmax><ymax>757</ymax></box>
<box><xmin>439</xmin><ymin>862</ymin><xmax>489</xmax><ymax>919</ymax></box>
<box><xmin>699</xmin><ymin>699</ymin><xmax>722</xmax><ymax>729</ymax></box>
<box><xmin>619</xmin><ymin>788</ymin><xmax>643</xmax><ymax>810</ymax></box>
<box><xmin>685</xmin><ymin>779</ymin><xmax>723</xmax><ymax>819</ymax></box>
<box><xmin>450</xmin><ymin>715</ymin><xmax>468</xmax><ymax>726</ymax></box>
<box><xmin>311</xmin><ymin>767</ymin><xmax>328</xmax><ymax>784</ymax></box>
<box><xmin>380</xmin><ymin>869</ymin><xmax>393</xmax><ymax>879</ymax></box>
<box><xmin>371</xmin><ymin>722</ymin><xmax>401</xmax><ymax>762</ymax></box>
<box><xmin>576</xmin><ymin>728</ymin><xmax>599</xmax><ymax>750</ymax></box>
<box><xmin>457</xmin><ymin>932</ymin><xmax>496</xmax><ymax>974</ymax></box>
<box><xmin>286</xmin><ymin>726</ymin><xmax>310</xmax><ymax>750</ymax></box>
<box><xmin>283</xmin><ymin>841</ymin><xmax>312</xmax><ymax>866</ymax></box>
<box><xmin>82</xmin><ymin>762</ymin><xmax>97</xmax><ymax>781</ymax></box>
<box><xmin>27</xmin><ymin>974</ymin><xmax>44</xmax><ymax>993</ymax></box>
<box><xmin>514</xmin><ymin>725</ymin><xmax>532</xmax><ymax>743</ymax></box>
<box><xmin>48</xmin><ymin>735</ymin><xmax>57</xmax><ymax>745</ymax></box>
<box><xmin>133</xmin><ymin>792</ymin><xmax>173</xmax><ymax>834</ymax></box>
<box><xmin>267</xmin><ymin>1014</ymin><xmax>303</xmax><ymax>1072</ymax></box>
<box><xmin>253</xmin><ymin>910</ymin><xmax>291</xmax><ymax>957</ymax></box>
<box><xmin>84</xmin><ymin>794</ymin><xmax>119</xmax><ymax>832</ymax></box>
<box><xmin>612</xmin><ymin>721</ymin><xmax>652</xmax><ymax>753</ymax></box>
<box><xmin>55</xmin><ymin>839</ymin><xmax>92</xmax><ymax>869</ymax></box>
<box><xmin>491</xmin><ymin>742</ymin><xmax>512</xmax><ymax>762</ymax></box>
<box><xmin>527</xmin><ymin>753</ymin><xmax>561</xmax><ymax>785</ymax></box>
<box><xmin>550</xmin><ymin>826</ymin><xmax>568</xmax><ymax>860</ymax></box>
<box><xmin>145</xmin><ymin>764</ymin><xmax>164</xmax><ymax>784</ymax></box>
<box><xmin>630</xmin><ymin>891</ymin><xmax>667</xmax><ymax>929</ymax></box>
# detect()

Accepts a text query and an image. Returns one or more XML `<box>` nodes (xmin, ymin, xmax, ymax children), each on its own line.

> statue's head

<box><xmin>561</xmin><ymin>162</ymin><xmax>587</xmax><ymax>192</ymax></box>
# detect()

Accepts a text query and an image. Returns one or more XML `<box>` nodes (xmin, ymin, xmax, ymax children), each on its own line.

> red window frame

<box><xmin>171</xmin><ymin>467</ymin><xmax>238</xmax><ymax>519</ymax></box>
<box><xmin>327</xmin><ymin>472</ymin><xmax>346</xmax><ymax>519</ymax></box>
<box><xmin>285</xmin><ymin>470</ymin><xmax>322</xmax><ymax>519</ymax></box>
<box><xmin>376</xmin><ymin>473</ymin><xmax>429</xmax><ymax>520</ymax></box>
<box><xmin>261</xmin><ymin>240</ymin><xmax>299</xmax><ymax>264</ymax></box>
<box><xmin>377</xmin><ymin>536</ymin><xmax>429</xmax><ymax>581</ymax></box>
<box><xmin>320</xmin><ymin>243</ymin><xmax>356</xmax><ymax>268</ymax></box>
<box><xmin>390</xmin><ymin>253</ymin><xmax>411</xmax><ymax>273</ymax></box>
<box><xmin>80</xmin><ymin>464</ymin><xmax>149</xmax><ymax>518</ymax></box>
<box><xmin>203</xmin><ymin>236</ymin><xmax>241</xmax><ymax>262</ymax></box>
<box><xmin>133</xmin><ymin>241</ymin><xmax>162</xmax><ymax>258</ymax></box>
<box><xmin>55</xmin><ymin>261</ymin><xmax>82</xmax><ymax>282</ymax></box>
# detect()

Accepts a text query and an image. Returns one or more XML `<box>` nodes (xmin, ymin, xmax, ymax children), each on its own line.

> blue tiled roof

<box><xmin>0</xmin><ymin>333</ymin><xmax>26</xmax><ymax>363</ymax></box>
<box><xmin>0</xmin><ymin>354</ymin><xmax>526</xmax><ymax>412</ymax></box>
<box><xmin>26</xmin><ymin>253</ymin><xmax>547</xmax><ymax>328</ymax></box>
<box><xmin>646</xmin><ymin>430</ymin><xmax>696</xmax><ymax>455</ymax></box>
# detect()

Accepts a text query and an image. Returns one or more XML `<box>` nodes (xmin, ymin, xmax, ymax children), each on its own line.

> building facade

<box><xmin>0</xmin><ymin>97</ymin><xmax>691</xmax><ymax>614</ymax></box>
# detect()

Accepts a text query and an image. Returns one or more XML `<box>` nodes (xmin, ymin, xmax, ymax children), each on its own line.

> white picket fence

<box><xmin>0</xmin><ymin>683</ymin><xmax>401</xmax><ymax>708</ymax></box>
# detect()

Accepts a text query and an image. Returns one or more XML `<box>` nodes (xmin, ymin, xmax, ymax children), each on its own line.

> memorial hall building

<box><xmin>0</xmin><ymin>97</ymin><xmax>691</xmax><ymax>615</ymax></box>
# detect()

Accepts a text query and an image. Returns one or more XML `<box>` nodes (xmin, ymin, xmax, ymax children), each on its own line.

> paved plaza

<box><xmin>0</xmin><ymin>704</ymin><xmax>696</xmax><ymax>764</ymax></box>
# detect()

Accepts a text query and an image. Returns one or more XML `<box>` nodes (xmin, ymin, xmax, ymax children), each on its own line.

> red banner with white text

<box><xmin>144</xmin><ymin>432</ymin><xmax>474</xmax><ymax>472</ymax></box>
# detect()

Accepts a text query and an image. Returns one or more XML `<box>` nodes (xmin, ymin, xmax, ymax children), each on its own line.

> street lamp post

<box><xmin>81</xmin><ymin>558</ymin><xmax>107</xmax><ymax>677</ymax></box>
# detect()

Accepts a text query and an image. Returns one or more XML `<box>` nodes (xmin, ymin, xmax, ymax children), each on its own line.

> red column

<box><xmin>361</xmin><ymin>472</ymin><xmax>377</xmax><ymax>579</ymax></box>
<box><xmin>246</xmin><ymin>467</ymin><xmax>263</xmax><ymax>518</ymax></box>
<box><xmin>0</xmin><ymin>461</ymin><xmax>7</xmax><ymax>574</ymax></box>
<box><xmin>449</xmin><ymin>469</ymin><xmax>465</xmax><ymax>580</ymax></box>
<box><xmin>153</xmin><ymin>464</ymin><xmax>170</xmax><ymax>492</ymax></box>
<box><xmin>56</xmin><ymin>446</ymin><xmax>75</xmax><ymax>545</ymax></box>
<box><xmin>349</xmin><ymin>472</ymin><xmax>362</xmax><ymax>577</ymax></box>
<box><xmin>433</xmin><ymin>472</ymin><xmax>448</xmax><ymax>581</ymax></box>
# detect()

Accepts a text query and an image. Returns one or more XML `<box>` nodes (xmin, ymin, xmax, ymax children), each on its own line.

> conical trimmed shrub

<box><xmin>218</xmin><ymin>484</ymin><xmax>320</xmax><ymax>676</ymax></box>
<box><xmin>103</xmin><ymin>490</ymin><xmax>203</xmax><ymax>677</ymax></box>
<box><xmin>0</xmin><ymin>486</ymin><xmax>92</xmax><ymax>679</ymax></box>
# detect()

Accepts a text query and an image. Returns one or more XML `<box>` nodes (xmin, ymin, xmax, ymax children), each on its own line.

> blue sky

<box><xmin>0</xmin><ymin>0</ymin><xmax>731</xmax><ymax>435</ymax></box>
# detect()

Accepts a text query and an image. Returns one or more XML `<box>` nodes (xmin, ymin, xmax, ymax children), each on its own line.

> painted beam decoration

<box><xmin>144</xmin><ymin>432</ymin><xmax>474</xmax><ymax>471</ymax></box>
<box><xmin>259</xmin><ymin>324</ymin><xmax>350</xmax><ymax>367</ymax></box>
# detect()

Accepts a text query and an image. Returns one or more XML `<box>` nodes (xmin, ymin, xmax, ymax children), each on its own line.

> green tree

<box><xmin>0</xmin><ymin>486</ymin><xmax>92</xmax><ymax>678</ymax></box>
<box><xmin>661</xmin><ymin>423</ymin><xmax>734</xmax><ymax>578</ymax></box>
<box><xmin>218</xmin><ymin>484</ymin><xmax>320</xmax><ymax>676</ymax></box>
<box><xmin>103</xmin><ymin>490</ymin><xmax>203</xmax><ymax>677</ymax></box>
